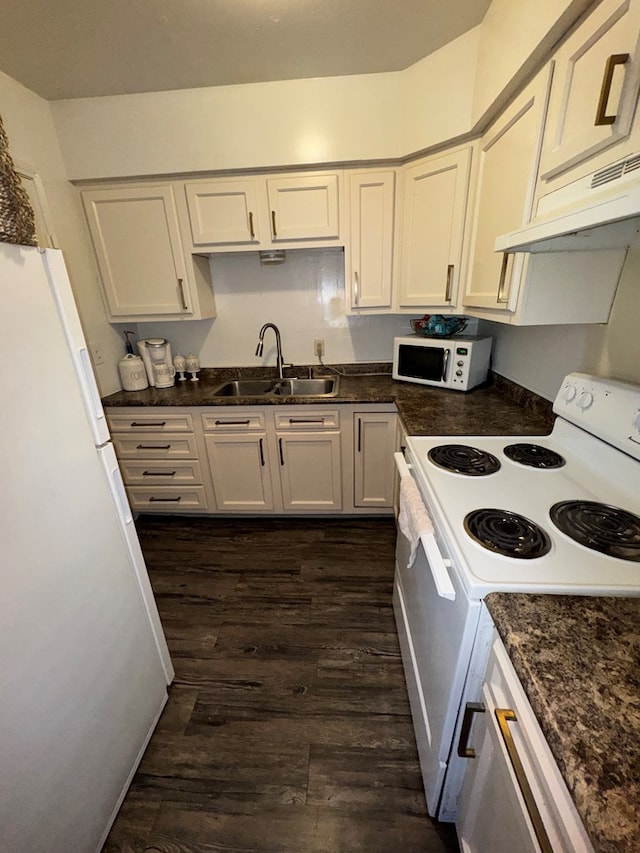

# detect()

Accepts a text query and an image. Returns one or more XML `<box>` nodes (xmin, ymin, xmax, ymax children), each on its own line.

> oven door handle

<box><xmin>420</xmin><ymin>533</ymin><xmax>456</xmax><ymax>601</ymax></box>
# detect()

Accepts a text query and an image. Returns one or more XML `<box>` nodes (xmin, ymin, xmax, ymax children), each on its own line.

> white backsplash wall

<box><xmin>140</xmin><ymin>249</ymin><xmax>413</xmax><ymax>367</ymax></box>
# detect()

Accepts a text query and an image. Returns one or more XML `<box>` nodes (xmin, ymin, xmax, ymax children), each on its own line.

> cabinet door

<box><xmin>276</xmin><ymin>431</ymin><xmax>342</xmax><ymax>510</ymax></box>
<box><xmin>456</xmin><ymin>687</ymin><xmax>541</xmax><ymax>853</ymax></box>
<box><xmin>82</xmin><ymin>185</ymin><xmax>193</xmax><ymax>319</ymax></box>
<box><xmin>185</xmin><ymin>179</ymin><xmax>261</xmax><ymax>246</ymax></box>
<box><xmin>348</xmin><ymin>171</ymin><xmax>395</xmax><ymax>309</ymax></box>
<box><xmin>539</xmin><ymin>0</ymin><xmax>640</xmax><ymax>181</ymax></box>
<box><xmin>397</xmin><ymin>148</ymin><xmax>471</xmax><ymax>309</ymax></box>
<box><xmin>204</xmin><ymin>433</ymin><xmax>275</xmax><ymax>512</ymax></box>
<box><xmin>463</xmin><ymin>70</ymin><xmax>551</xmax><ymax>314</ymax></box>
<box><xmin>353</xmin><ymin>412</ymin><xmax>397</xmax><ymax>507</ymax></box>
<box><xmin>266</xmin><ymin>174</ymin><xmax>340</xmax><ymax>241</ymax></box>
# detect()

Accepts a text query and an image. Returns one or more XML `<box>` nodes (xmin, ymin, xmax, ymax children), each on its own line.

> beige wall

<box><xmin>0</xmin><ymin>70</ymin><xmax>123</xmax><ymax>393</ymax></box>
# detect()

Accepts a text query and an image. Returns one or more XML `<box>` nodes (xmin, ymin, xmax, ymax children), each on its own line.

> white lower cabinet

<box><xmin>106</xmin><ymin>409</ymin><xmax>214</xmax><ymax>512</ymax></box>
<box><xmin>457</xmin><ymin>634</ymin><xmax>594</xmax><ymax>853</ymax></box>
<box><xmin>353</xmin><ymin>411</ymin><xmax>398</xmax><ymax>508</ymax></box>
<box><xmin>107</xmin><ymin>403</ymin><xmax>396</xmax><ymax>515</ymax></box>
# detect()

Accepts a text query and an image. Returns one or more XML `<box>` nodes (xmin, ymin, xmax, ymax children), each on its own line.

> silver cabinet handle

<box><xmin>457</xmin><ymin>702</ymin><xmax>485</xmax><ymax>758</ymax></box>
<box><xmin>496</xmin><ymin>253</ymin><xmax>511</xmax><ymax>303</ymax></box>
<box><xmin>495</xmin><ymin>709</ymin><xmax>554</xmax><ymax>853</ymax></box>
<box><xmin>595</xmin><ymin>53</ymin><xmax>629</xmax><ymax>126</ymax></box>
<box><xmin>445</xmin><ymin>264</ymin><xmax>454</xmax><ymax>302</ymax></box>
<box><xmin>177</xmin><ymin>278</ymin><xmax>188</xmax><ymax>311</ymax></box>
<box><xmin>354</xmin><ymin>270</ymin><xmax>360</xmax><ymax>307</ymax></box>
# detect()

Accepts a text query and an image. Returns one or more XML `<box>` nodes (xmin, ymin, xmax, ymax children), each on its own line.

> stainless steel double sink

<box><xmin>211</xmin><ymin>377</ymin><xmax>339</xmax><ymax>398</ymax></box>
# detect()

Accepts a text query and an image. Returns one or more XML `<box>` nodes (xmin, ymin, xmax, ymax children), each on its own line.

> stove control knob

<box><xmin>455</xmin><ymin>370</ymin><xmax>463</xmax><ymax>376</ymax></box>
<box><xmin>457</xmin><ymin>360</ymin><xmax>464</xmax><ymax>367</ymax></box>
<box><xmin>562</xmin><ymin>383</ymin><xmax>577</xmax><ymax>403</ymax></box>
<box><xmin>577</xmin><ymin>391</ymin><xmax>594</xmax><ymax>410</ymax></box>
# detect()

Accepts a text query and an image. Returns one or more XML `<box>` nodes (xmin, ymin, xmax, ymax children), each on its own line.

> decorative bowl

<box><xmin>410</xmin><ymin>315</ymin><xmax>468</xmax><ymax>338</ymax></box>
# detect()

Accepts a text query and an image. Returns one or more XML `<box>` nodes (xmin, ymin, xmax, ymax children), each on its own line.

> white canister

<box><xmin>118</xmin><ymin>354</ymin><xmax>149</xmax><ymax>391</ymax></box>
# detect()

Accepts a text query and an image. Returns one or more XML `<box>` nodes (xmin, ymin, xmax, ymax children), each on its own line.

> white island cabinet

<box><xmin>457</xmin><ymin>633</ymin><xmax>594</xmax><ymax>853</ymax></box>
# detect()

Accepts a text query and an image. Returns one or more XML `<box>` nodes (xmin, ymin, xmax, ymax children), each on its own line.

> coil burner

<box><xmin>464</xmin><ymin>508</ymin><xmax>552</xmax><ymax>559</ymax></box>
<box><xmin>428</xmin><ymin>445</ymin><xmax>501</xmax><ymax>476</ymax></box>
<box><xmin>550</xmin><ymin>501</ymin><xmax>640</xmax><ymax>562</ymax></box>
<box><xmin>503</xmin><ymin>443</ymin><xmax>566</xmax><ymax>469</ymax></box>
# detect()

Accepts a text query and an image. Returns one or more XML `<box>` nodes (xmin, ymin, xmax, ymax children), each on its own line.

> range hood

<box><xmin>496</xmin><ymin>153</ymin><xmax>640</xmax><ymax>253</ymax></box>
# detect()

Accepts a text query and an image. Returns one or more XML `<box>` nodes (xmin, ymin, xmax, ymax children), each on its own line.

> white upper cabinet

<box><xmin>462</xmin><ymin>70</ymin><xmax>551</xmax><ymax>316</ymax></box>
<box><xmin>186</xmin><ymin>179</ymin><xmax>262</xmax><ymax>246</ymax></box>
<box><xmin>346</xmin><ymin>170</ymin><xmax>395</xmax><ymax>310</ymax></box>
<box><xmin>184</xmin><ymin>171</ymin><xmax>343</xmax><ymax>251</ymax></box>
<box><xmin>397</xmin><ymin>147</ymin><xmax>472</xmax><ymax>311</ymax></box>
<box><xmin>82</xmin><ymin>184</ymin><xmax>215</xmax><ymax>322</ymax></box>
<box><xmin>266</xmin><ymin>174</ymin><xmax>340</xmax><ymax>241</ymax></box>
<box><xmin>539</xmin><ymin>0</ymin><xmax>640</xmax><ymax>183</ymax></box>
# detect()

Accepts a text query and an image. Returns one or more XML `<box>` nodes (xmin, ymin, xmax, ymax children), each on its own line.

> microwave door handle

<box><xmin>441</xmin><ymin>348</ymin><xmax>451</xmax><ymax>382</ymax></box>
<box><xmin>420</xmin><ymin>533</ymin><xmax>456</xmax><ymax>600</ymax></box>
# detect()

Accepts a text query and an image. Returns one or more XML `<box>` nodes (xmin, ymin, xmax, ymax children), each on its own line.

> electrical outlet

<box><xmin>90</xmin><ymin>342</ymin><xmax>105</xmax><ymax>366</ymax></box>
<box><xmin>314</xmin><ymin>339</ymin><xmax>324</xmax><ymax>358</ymax></box>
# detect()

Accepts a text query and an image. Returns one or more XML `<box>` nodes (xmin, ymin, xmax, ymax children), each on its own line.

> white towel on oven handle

<box><xmin>398</xmin><ymin>473</ymin><xmax>434</xmax><ymax>568</ymax></box>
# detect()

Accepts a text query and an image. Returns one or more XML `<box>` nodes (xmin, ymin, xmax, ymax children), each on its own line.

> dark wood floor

<box><xmin>103</xmin><ymin>516</ymin><xmax>460</xmax><ymax>853</ymax></box>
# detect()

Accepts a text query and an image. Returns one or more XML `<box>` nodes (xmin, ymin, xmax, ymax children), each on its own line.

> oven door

<box><xmin>393</xmin><ymin>472</ymin><xmax>480</xmax><ymax>818</ymax></box>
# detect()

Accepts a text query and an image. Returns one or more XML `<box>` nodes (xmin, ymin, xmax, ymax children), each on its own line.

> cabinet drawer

<box><xmin>107</xmin><ymin>411</ymin><xmax>193</xmax><ymax>432</ymax></box>
<box><xmin>112</xmin><ymin>433</ymin><xmax>198</xmax><ymax>459</ymax></box>
<box><xmin>201</xmin><ymin>411</ymin><xmax>266</xmax><ymax>431</ymax></box>
<box><xmin>125</xmin><ymin>485</ymin><xmax>209</xmax><ymax>512</ymax></box>
<box><xmin>274</xmin><ymin>409</ymin><xmax>340</xmax><ymax>429</ymax></box>
<box><xmin>119</xmin><ymin>459</ymin><xmax>203</xmax><ymax>485</ymax></box>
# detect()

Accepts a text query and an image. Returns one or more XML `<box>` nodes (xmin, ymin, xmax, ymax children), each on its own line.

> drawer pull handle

<box><xmin>178</xmin><ymin>278</ymin><xmax>188</xmax><ymax>311</ymax></box>
<box><xmin>214</xmin><ymin>419</ymin><xmax>251</xmax><ymax>426</ymax></box>
<box><xmin>149</xmin><ymin>495</ymin><xmax>182</xmax><ymax>502</ymax></box>
<box><xmin>143</xmin><ymin>470</ymin><xmax>177</xmax><ymax>477</ymax></box>
<box><xmin>445</xmin><ymin>264</ymin><xmax>454</xmax><ymax>302</ymax></box>
<box><xmin>248</xmin><ymin>211</ymin><xmax>255</xmax><ymax>239</ymax></box>
<box><xmin>137</xmin><ymin>444</ymin><xmax>171</xmax><ymax>450</ymax></box>
<box><xmin>130</xmin><ymin>421</ymin><xmax>167</xmax><ymax>427</ymax></box>
<box><xmin>288</xmin><ymin>418</ymin><xmax>325</xmax><ymax>424</ymax></box>
<box><xmin>457</xmin><ymin>702</ymin><xmax>485</xmax><ymax>758</ymax></box>
<box><xmin>595</xmin><ymin>53</ymin><xmax>629</xmax><ymax>126</ymax></box>
<box><xmin>496</xmin><ymin>252</ymin><xmax>510</xmax><ymax>303</ymax></box>
<box><xmin>495</xmin><ymin>708</ymin><xmax>554</xmax><ymax>853</ymax></box>
<box><xmin>271</xmin><ymin>210</ymin><xmax>278</xmax><ymax>238</ymax></box>
<box><xmin>354</xmin><ymin>270</ymin><xmax>360</xmax><ymax>307</ymax></box>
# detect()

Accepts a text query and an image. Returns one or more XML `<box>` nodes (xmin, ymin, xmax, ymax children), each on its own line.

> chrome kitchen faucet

<box><xmin>255</xmin><ymin>322</ymin><xmax>290</xmax><ymax>379</ymax></box>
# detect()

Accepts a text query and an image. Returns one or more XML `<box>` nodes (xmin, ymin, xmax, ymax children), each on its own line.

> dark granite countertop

<box><xmin>102</xmin><ymin>365</ymin><xmax>554</xmax><ymax>437</ymax></box>
<box><xmin>485</xmin><ymin>593</ymin><xmax>640</xmax><ymax>853</ymax></box>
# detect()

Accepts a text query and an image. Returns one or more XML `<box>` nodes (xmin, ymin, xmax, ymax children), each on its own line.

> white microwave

<box><xmin>392</xmin><ymin>335</ymin><xmax>492</xmax><ymax>391</ymax></box>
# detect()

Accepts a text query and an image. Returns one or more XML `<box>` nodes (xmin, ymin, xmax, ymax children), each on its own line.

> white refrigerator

<box><xmin>0</xmin><ymin>243</ymin><xmax>174</xmax><ymax>852</ymax></box>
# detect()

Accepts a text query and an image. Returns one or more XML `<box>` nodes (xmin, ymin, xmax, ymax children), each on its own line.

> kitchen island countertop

<box><xmin>102</xmin><ymin>366</ymin><xmax>554</xmax><ymax>437</ymax></box>
<box><xmin>485</xmin><ymin>593</ymin><xmax>640</xmax><ymax>853</ymax></box>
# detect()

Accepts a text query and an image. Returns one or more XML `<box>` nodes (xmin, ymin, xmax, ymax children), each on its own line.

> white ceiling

<box><xmin>2</xmin><ymin>0</ymin><xmax>491</xmax><ymax>101</ymax></box>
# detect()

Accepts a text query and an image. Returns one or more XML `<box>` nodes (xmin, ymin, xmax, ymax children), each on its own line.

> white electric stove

<box><xmin>393</xmin><ymin>372</ymin><xmax>640</xmax><ymax>823</ymax></box>
<box><xmin>405</xmin><ymin>372</ymin><xmax>640</xmax><ymax>598</ymax></box>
